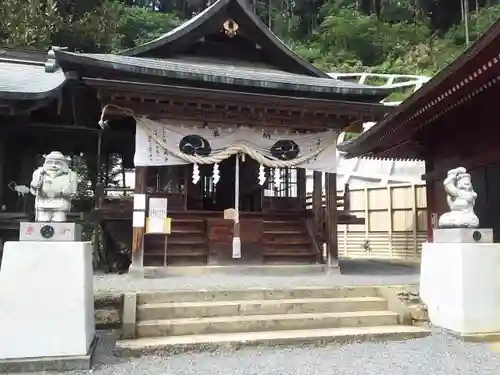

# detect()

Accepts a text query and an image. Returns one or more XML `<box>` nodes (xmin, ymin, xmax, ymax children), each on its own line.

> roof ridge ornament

<box><xmin>223</xmin><ymin>19</ymin><xmax>239</xmax><ymax>38</ymax></box>
<box><xmin>45</xmin><ymin>46</ymin><xmax>67</xmax><ymax>73</ymax></box>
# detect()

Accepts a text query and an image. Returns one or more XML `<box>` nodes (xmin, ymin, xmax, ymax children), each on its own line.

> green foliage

<box><xmin>0</xmin><ymin>0</ymin><xmax>61</xmax><ymax>48</ymax></box>
<box><xmin>112</xmin><ymin>6</ymin><xmax>181</xmax><ymax>50</ymax></box>
<box><xmin>0</xmin><ymin>0</ymin><xmax>180</xmax><ymax>52</ymax></box>
<box><xmin>2</xmin><ymin>0</ymin><xmax>500</xmax><ymax>76</ymax></box>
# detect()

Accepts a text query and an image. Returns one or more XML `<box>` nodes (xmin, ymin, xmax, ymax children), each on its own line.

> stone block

<box><xmin>433</xmin><ymin>228</ymin><xmax>493</xmax><ymax>243</ymax></box>
<box><xmin>0</xmin><ymin>241</ymin><xmax>94</xmax><ymax>360</ymax></box>
<box><xmin>420</xmin><ymin>242</ymin><xmax>500</xmax><ymax>335</ymax></box>
<box><xmin>19</xmin><ymin>222</ymin><xmax>82</xmax><ymax>242</ymax></box>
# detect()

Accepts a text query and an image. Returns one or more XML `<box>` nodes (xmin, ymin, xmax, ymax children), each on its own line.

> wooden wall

<box><xmin>338</xmin><ymin>183</ymin><xmax>427</xmax><ymax>260</ymax></box>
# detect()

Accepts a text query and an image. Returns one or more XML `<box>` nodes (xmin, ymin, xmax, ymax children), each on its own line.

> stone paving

<box><xmin>94</xmin><ymin>259</ymin><xmax>421</xmax><ymax>293</ymax></box>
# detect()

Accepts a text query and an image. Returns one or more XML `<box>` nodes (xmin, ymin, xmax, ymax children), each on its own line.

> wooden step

<box><xmin>170</xmin><ymin>229</ymin><xmax>204</xmax><ymax>235</ymax></box>
<box><xmin>263</xmin><ymin>237</ymin><xmax>310</xmax><ymax>245</ymax></box>
<box><xmin>263</xmin><ymin>221</ymin><xmax>304</xmax><ymax>231</ymax></box>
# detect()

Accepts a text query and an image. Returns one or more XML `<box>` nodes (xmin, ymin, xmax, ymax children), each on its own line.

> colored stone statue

<box><xmin>438</xmin><ymin>167</ymin><xmax>479</xmax><ymax>228</ymax></box>
<box><xmin>30</xmin><ymin>151</ymin><xmax>78</xmax><ymax>222</ymax></box>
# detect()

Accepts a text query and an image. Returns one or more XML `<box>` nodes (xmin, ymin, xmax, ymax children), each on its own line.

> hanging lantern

<box><xmin>192</xmin><ymin>164</ymin><xmax>200</xmax><ymax>184</ymax></box>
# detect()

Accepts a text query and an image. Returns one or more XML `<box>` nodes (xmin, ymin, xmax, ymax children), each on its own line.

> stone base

<box><xmin>19</xmin><ymin>222</ymin><xmax>82</xmax><ymax>242</ymax></box>
<box><xmin>433</xmin><ymin>228</ymin><xmax>493</xmax><ymax>243</ymax></box>
<box><xmin>420</xmin><ymin>242</ymin><xmax>500</xmax><ymax>335</ymax></box>
<box><xmin>144</xmin><ymin>264</ymin><xmax>330</xmax><ymax>278</ymax></box>
<box><xmin>444</xmin><ymin>329</ymin><xmax>500</xmax><ymax>342</ymax></box>
<box><xmin>0</xmin><ymin>241</ymin><xmax>95</xmax><ymax>360</ymax></box>
<box><xmin>0</xmin><ymin>336</ymin><xmax>98</xmax><ymax>373</ymax></box>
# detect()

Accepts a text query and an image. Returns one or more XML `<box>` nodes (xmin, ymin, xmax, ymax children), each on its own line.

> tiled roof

<box><xmin>0</xmin><ymin>53</ymin><xmax>66</xmax><ymax>100</ymax></box>
<box><xmin>55</xmin><ymin>52</ymin><xmax>394</xmax><ymax>97</ymax></box>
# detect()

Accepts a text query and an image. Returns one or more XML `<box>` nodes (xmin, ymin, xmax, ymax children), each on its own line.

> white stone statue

<box><xmin>438</xmin><ymin>167</ymin><xmax>479</xmax><ymax>228</ymax></box>
<box><xmin>30</xmin><ymin>151</ymin><xmax>78</xmax><ymax>222</ymax></box>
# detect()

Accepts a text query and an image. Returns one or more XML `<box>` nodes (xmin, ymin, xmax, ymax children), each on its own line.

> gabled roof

<box><xmin>120</xmin><ymin>0</ymin><xmax>328</xmax><ymax>78</ymax></box>
<box><xmin>54</xmin><ymin>51</ymin><xmax>393</xmax><ymax>99</ymax></box>
<box><xmin>0</xmin><ymin>48</ymin><xmax>66</xmax><ymax>100</ymax></box>
<box><xmin>337</xmin><ymin>18</ymin><xmax>500</xmax><ymax>159</ymax></box>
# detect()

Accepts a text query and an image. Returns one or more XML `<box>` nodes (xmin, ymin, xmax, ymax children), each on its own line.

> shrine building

<box><xmin>338</xmin><ymin>18</ymin><xmax>500</xmax><ymax>242</ymax></box>
<box><xmin>0</xmin><ymin>0</ymin><xmax>397</xmax><ymax>269</ymax></box>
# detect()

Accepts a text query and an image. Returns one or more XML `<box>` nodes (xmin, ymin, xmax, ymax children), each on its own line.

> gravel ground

<box><xmin>42</xmin><ymin>259</ymin><xmax>500</xmax><ymax>374</ymax></box>
<box><xmin>66</xmin><ymin>328</ymin><xmax>500</xmax><ymax>375</ymax></box>
<box><xmin>94</xmin><ymin>259</ymin><xmax>421</xmax><ymax>292</ymax></box>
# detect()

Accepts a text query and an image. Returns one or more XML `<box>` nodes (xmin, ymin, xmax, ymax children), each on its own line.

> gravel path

<box><xmin>69</xmin><ymin>328</ymin><xmax>500</xmax><ymax>375</ymax></box>
<box><xmin>94</xmin><ymin>259</ymin><xmax>420</xmax><ymax>292</ymax></box>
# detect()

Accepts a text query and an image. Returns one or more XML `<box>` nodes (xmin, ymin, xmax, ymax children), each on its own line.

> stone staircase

<box><xmin>115</xmin><ymin>286</ymin><xmax>430</xmax><ymax>356</ymax></box>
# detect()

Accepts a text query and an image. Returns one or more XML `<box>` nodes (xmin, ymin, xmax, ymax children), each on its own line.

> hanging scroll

<box><xmin>134</xmin><ymin>118</ymin><xmax>339</xmax><ymax>173</ymax></box>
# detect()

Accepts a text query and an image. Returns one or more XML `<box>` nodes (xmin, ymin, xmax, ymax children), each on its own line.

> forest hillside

<box><xmin>1</xmin><ymin>0</ymin><xmax>499</xmax><ymax>79</ymax></box>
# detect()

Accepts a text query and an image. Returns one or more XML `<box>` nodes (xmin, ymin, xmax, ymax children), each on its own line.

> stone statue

<box><xmin>30</xmin><ymin>151</ymin><xmax>78</xmax><ymax>222</ymax></box>
<box><xmin>438</xmin><ymin>167</ymin><xmax>479</xmax><ymax>228</ymax></box>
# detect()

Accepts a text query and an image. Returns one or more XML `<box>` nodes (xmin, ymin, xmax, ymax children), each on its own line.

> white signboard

<box><xmin>147</xmin><ymin>198</ymin><xmax>169</xmax><ymax>234</ymax></box>
<box><xmin>133</xmin><ymin>194</ymin><xmax>146</xmax><ymax>210</ymax></box>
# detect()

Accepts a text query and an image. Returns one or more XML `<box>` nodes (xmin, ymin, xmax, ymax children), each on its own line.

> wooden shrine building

<box><xmin>52</xmin><ymin>0</ymin><xmax>397</xmax><ymax>269</ymax></box>
<box><xmin>338</xmin><ymin>18</ymin><xmax>500</xmax><ymax>242</ymax></box>
<box><xmin>1</xmin><ymin>0</ymin><xmax>395</xmax><ymax>269</ymax></box>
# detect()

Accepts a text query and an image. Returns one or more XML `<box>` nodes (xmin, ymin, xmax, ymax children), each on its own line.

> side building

<box><xmin>338</xmin><ymin>18</ymin><xmax>500</xmax><ymax>241</ymax></box>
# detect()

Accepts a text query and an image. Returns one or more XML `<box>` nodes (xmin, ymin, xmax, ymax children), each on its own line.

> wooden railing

<box><xmin>304</xmin><ymin>184</ymin><xmax>364</xmax><ymax>243</ymax></box>
<box><xmin>305</xmin><ymin>183</ymin><xmax>351</xmax><ymax>214</ymax></box>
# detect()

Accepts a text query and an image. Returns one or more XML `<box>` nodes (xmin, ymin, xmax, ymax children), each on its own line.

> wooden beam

<box><xmin>130</xmin><ymin>167</ymin><xmax>147</xmax><ymax>274</ymax></box>
<box><xmin>312</xmin><ymin>171</ymin><xmax>323</xmax><ymax>239</ymax></box>
<box><xmin>325</xmin><ymin>172</ymin><xmax>339</xmax><ymax>268</ymax></box>
<box><xmin>86</xmin><ymin>78</ymin><xmax>389</xmax><ymax>120</ymax></box>
<box><xmin>424</xmin><ymin>157</ymin><xmax>435</xmax><ymax>242</ymax></box>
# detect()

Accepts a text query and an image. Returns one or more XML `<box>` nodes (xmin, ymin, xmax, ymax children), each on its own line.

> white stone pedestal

<box><xmin>420</xmin><ymin>240</ymin><xmax>500</xmax><ymax>335</ymax></box>
<box><xmin>0</xmin><ymin>241</ymin><xmax>95</xmax><ymax>370</ymax></box>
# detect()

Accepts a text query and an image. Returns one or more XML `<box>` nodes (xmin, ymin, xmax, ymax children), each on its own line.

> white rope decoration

<box><xmin>99</xmin><ymin>104</ymin><xmax>336</xmax><ymax>169</ymax></box>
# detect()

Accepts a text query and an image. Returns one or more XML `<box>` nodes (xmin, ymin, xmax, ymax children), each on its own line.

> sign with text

<box><xmin>19</xmin><ymin>222</ymin><xmax>82</xmax><ymax>241</ymax></box>
<box><xmin>146</xmin><ymin>198</ymin><xmax>169</xmax><ymax>234</ymax></box>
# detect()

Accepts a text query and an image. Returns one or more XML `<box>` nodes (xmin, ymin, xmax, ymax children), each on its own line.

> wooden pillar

<box><xmin>0</xmin><ymin>137</ymin><xmax>6</xmax><ymax>206</ymax></box>
<box><xmin>424</xmin><ymin>157</ymin><xmax>435</xmax><ymax>242</ymax></box>
<box><xmin>312</xmin><ymin>171</ymin><xmax>323</xmax><ymax>234</ymax></box>
<box><xmin>130</xmin><ymin>166</ymin><xmax>147</xmax><ymax>274</ymax></box>
<box><xmin>297</xmin><ymin>168</ymin><xmax>306</xmax><ymax>209</ymax></box>
<box><xmin>325</xmin><ymin>172</ymin><xmax>339</xmax><ymax>268</ymax></box>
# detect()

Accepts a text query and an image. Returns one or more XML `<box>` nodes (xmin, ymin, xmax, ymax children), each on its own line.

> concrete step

<box><xmin>137</xmin><ymin>297</ymin><xmax>388</xmax><ymax>320</ymax></box>
<box><xmin>116</xmin><ymin>325</ymin><xmax>431</xmax><ymax>356</ymax></box>
<box><xmin>136</xmin><ymin>310</ymin><xmax>399</xmax><ymax>337</ymax></box>
<box><xmin>137</xmin><ymin>286</ymin><xmax>379</xmax><ymax>304</ymax></box>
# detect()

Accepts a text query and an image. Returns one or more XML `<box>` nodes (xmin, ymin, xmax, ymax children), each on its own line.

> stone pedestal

<box><xmin>420</xmin><ymin>229</ymin><xmax>500</xmax><ymax>336</ymax></box>
<box><xmin>19</xmin><ymin>222</ymin><xmax>82</xmax><ymax>242</ymax></box>
<box><xmin>0</xmin><ymin>240</ymin><xmax>95</xmax><ymax>372</ymax></box>
<box><xmin>433</xmin><ymin>228</ymin><xmax>493</xmax><ymax>243</ymax></box>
